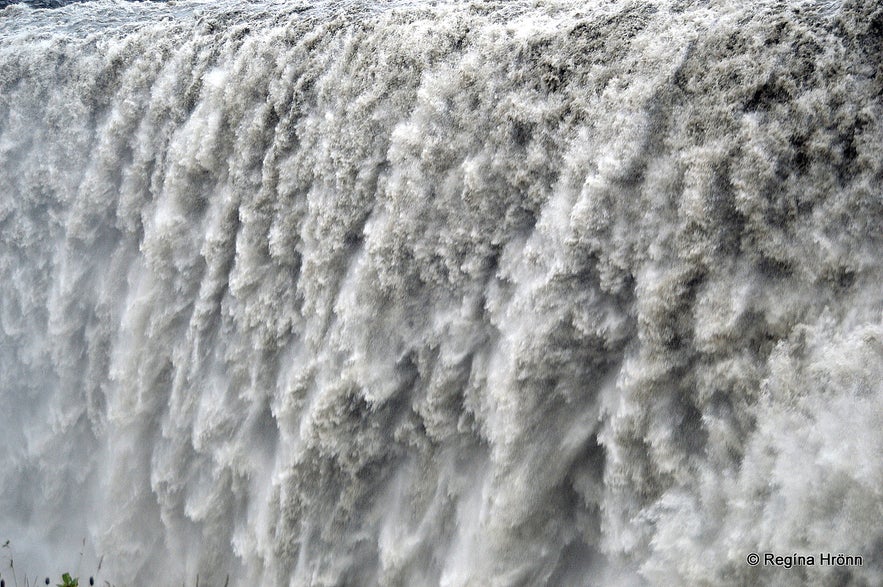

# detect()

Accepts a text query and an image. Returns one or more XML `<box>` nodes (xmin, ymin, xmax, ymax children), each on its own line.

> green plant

<box><xmin>56</xmin><ymin>574</ymin><xmax>77</xmax><ymax>587</ymax></box>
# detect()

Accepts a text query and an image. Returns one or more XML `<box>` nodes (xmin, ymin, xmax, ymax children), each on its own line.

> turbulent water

<box><xmin>0</xmin><ymin>0</ymin><xmax>881</xmax><ymax>585</ymax></box>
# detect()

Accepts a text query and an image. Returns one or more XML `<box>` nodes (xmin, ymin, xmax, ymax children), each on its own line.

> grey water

<box><xmin>0</xmin><ymin>0</ymin><xmax>881</xmax><ymax>585</ymax></box>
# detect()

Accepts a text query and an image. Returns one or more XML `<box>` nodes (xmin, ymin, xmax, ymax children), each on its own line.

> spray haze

<box><xmin>0</xmin><ymin>0</ymin><xmax>881</xmax><ymax>585</ymax></box>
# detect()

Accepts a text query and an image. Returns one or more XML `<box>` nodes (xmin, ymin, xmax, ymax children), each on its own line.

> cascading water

<box><xmin>0</xmin><ymin>0</ymin><xmax>881</xmax><ymax>585</ymax></box>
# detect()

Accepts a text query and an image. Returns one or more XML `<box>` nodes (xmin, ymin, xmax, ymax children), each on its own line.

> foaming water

<box><xmin>0</xmin><ymin>1</ymin><xmax>881</xmax><ymax>585</ymax></box>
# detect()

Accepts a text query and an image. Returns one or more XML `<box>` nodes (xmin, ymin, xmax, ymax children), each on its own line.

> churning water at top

<box><xmin>0</xmin><ymin>0</ymin><xmax>881</xmax><ymax>585</ymax></box>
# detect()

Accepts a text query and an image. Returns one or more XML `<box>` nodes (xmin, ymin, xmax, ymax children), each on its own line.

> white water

<box><xmin>0</xmin><ymin>1</ymin><xmax>881</xmax><ymax>585</ymax></box>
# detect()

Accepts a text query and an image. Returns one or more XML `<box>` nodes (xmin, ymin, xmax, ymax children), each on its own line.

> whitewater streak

<box><xmin>0</xmin><ymin>0</ymin><xmax>880</xmax><ymax>585</ymax></box>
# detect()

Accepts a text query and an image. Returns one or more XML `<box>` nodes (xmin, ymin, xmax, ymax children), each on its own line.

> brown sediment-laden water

<box><xmin>0</xmin><ymin>1</ymin><xmax>880</xmax><ymax>585</ymax></box>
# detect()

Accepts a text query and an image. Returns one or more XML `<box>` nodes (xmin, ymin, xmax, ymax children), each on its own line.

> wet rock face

<box><xmin>0</xmin><ymin>1</ymin><xmax>881</xmax><ymax>585</ymax></box>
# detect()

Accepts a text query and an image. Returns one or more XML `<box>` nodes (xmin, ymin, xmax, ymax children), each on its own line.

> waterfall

<box><xmin>1</xmin><ymin>1</ymin><xmax>880</xmax><ymax>585</ymax></box>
